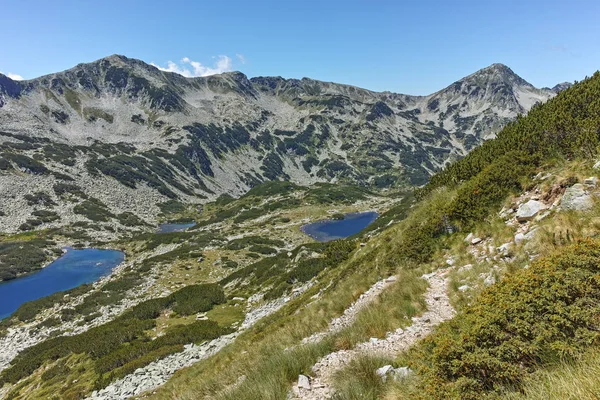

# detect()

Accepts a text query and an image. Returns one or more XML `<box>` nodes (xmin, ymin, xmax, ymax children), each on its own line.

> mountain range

<box><xmin>0</xmin><ymin>55</ymin><xmax>569</xmax><ymax>233</ymax></box>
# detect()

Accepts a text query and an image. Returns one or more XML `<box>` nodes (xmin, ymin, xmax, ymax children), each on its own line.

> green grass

<box><xmin>206</xmin><ymin>303</ymin><xmax>245</xmax><ymax>328</ymax></box>
<box><xmin>504</xmin><ymin>348</ymin><xmax>600</xmax><ymax>400</ymax></box>
<box><xmin>332</xmin><ymin>354</ymin><xmax>395</xmax><ymax>400</ymax></box>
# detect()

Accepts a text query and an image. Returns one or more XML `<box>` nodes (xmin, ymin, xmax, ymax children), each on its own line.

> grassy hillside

<box><xmin>146</xmin><ymin>72</ymin><xmax>600</xmax><ymax>399</ymax></box>
<box><xmin>2</xmin><ymin>73</ymin><xmax>600</xmax><ymax>399</ymax></box>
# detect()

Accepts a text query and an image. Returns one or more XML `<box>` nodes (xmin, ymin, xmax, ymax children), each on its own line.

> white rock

<box><xmin>458</xmin><ymin>285</ymin><xmax>471</xmax><ymax>292</ymax></box>
<box><xmin>471</xmin><ymin>237</ymin><xmax>483</xmax><ymax>245</ymax></box>
<box><xmin>514</xmin><ymin>233</ymin><xmax>526</xmax><ymax>244</ymax></box>
<box><xmin>376</xmin><ymin>365</ymin><xmax>394</xmax><ymax>378</ymax></box>
<box><xmin>584</xmin><ymin>176</ymin><xmax>598</xmax><ymax>187</ymax></box>
<box><xmin>523</xmin><ymin>228</ymin><xmax>538</xmax><ymax>241</ymax></box>
<box><xmin>497</xmin><ymin>243</ymin><xmax>512</xmax><ymax>256</ymax></box>
<box><xmin>484</xmin><ymin>274</ymin><xmax>497</xmax><ymax>287</ymax></box>
<box><xmin>464</xmin><ymin>233</ymin><xmax>474</xmax><ymax>243</ymax></box>
<box><xmin>516</xmin><ymin>200</ymin><xmax>546</xmax><ymax>222</ymax></box>
<box><xmin>593</xmin><ymin>160</ymin><xmax>600</xmax><ymax>170</ymax></box>
<box><xmin>297</xmin><ymin>374</ymin><xmax>311</xmax><ymax>390</ymax></box>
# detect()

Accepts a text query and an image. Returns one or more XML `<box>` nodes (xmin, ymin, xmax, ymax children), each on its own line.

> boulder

<box><xmin>377</xmin><ymin>365</ymin><xmax>413</xmax><ymax>382</ymax></box>
<box><xmin>376</xmin><ymin>365</ymin><xmax>394</xmax><ymax>378</ymax></box>
<box><xmin>496</xmin><ymin>242</ymin><xmax>513</xmax><ymax>256</ymax></box>
<box><xmin>516</xmin><ymin>200</ymin><xmax>546</xmax><ymax>222</ymax></box>
<box><xmin>523</xmin><ymin>228</ymin><xmax>538</xmax><ymax>241</ymax></box>
<box><xmin>471</xmin><ymin>237</ymin><xmax>483</xmax><ymax>245</ymax></box>
<box><xmin>561</xmin><ymin>184</ymin><xmax>594</xmax><ymax>211</ymax></box>
<box><xmin>514</xmin><ymin>233</ymin><xmax>526</xmax><ymax>244</ymax></box>
<box><xmin>297</xmin><ymin>374</ymin><xmax>311</xmax><ymax>390</ymax></box>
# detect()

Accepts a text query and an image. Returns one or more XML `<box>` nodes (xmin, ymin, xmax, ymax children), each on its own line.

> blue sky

<box><xmin>1</xmin><ymin>0</ymin><xmax>599</xmax><ymax>94</ymax></box>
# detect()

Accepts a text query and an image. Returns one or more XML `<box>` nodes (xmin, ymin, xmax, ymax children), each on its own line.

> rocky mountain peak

<box><xmin>461</xmin><ymin>63</ymin><xmax>532</xmax><ymax>89</ymax></box>
<box><xmin>551</xmin><ymin>82</ymin><xmax>573</xmax><ymax>93</ymax></box>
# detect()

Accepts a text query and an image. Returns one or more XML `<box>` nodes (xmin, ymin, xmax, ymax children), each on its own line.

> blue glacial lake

<box><xmin>157</xmin><ymin>222</ymin><xmax>196</xmax><ymax>233</ymax></box>
<box><xmin>301</xmin><ymin>211</ymin><xmax>379</xmax><ymax>242</ymax></box>
<box><xmin>0</xmin><ymin>248</ymin><xmax>125</xmax><ymax>320</ymax></box>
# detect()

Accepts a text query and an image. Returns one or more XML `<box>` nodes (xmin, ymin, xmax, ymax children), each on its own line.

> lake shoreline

<box><xmin>0</xmin><ymin>248</ymin><xmax>125</xmax><ymax>320</ymax></box>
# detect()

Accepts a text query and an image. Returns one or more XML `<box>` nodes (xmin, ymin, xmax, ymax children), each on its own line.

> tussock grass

<box><xmin>504</xmin><ymin>349</ymin><xmax>600</xmax><ymax>400</ymax></box>
<box><xmin>331</xmin><ymin>354</ymin><xmax>394</xmax><ymax>400</ymax></box>
<box><xmin>333</xmin><ymin>269</ymin><xmax>427</xmax><ymax>349</ymax></box>
<box><xmin>217</xmin><ymin>340</ymin><xmax>335</xmax><ymax>400</ymax></box>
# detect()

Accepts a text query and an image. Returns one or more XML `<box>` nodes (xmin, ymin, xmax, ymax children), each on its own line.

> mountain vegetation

<box><xmin>2</xmin><ymin>59</ymin><xmax>599</xmax><ymax>400</ymax></box>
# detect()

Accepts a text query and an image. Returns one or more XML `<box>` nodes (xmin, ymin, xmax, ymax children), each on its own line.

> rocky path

<box><xmin>291</xmin><ymin>268</ymin><xmax>454</xmax><ymax>400</ymax></box>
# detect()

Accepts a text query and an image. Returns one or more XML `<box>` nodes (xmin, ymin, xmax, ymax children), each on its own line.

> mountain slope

<box><xmin>0</xmin><ymin>56</ymin><xmax>558</xmax><ymax>233</ymax></box>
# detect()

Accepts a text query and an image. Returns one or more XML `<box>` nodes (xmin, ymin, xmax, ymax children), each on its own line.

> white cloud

<box><xmin>151</xmin><ymin>55</ymin><xmax>235</xmax><ymax>77</ymax></box>
<box><xmin>0</xmin><ymin>71</ymin><xmax>24</xmax><ymax>80</ymax></box>
<box><xmin>236</xmin><ymin>53</ymin><xmax>246</xmax><ymax>64</ymax></box>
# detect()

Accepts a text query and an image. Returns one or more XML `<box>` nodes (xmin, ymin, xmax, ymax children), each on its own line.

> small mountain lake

<box><xmin>0</xmin><ymin>248</ymin><xmax>125</xmax><ymax>320</ymax></box>
<box><xmin>157</xmin><ymin>222</ymin><xmax>196</xmax><ymax>233</ymax></box>
<box><xmin>301</xmin><ymin>211</ymin><xmax>379</xmax><ymax>242</ymax></box>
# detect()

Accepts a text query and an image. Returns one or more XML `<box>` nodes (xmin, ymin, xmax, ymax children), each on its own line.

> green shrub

<box><xmin>248</xmin><ymin>245</ymin><xmax>277</xmax><ymax>255</ymax></box>
<box><xmin>0</xmin><ymin>240</ymin><xmax>56</xmax><ymax>282</ymax></box>
<box><xmin>410</xmin><ymin>238</ymin><xmax>600</xmax><ymax>399</ymax></box>
<box><xmin>23</xmin><ymin>191</ymin><xmax>56</xmax><ymax>206</ymax></box>
<box><xmin>73</xmin><ymin>198</ymin><xmax>115</xmax><ymax>222</ymax></box>
<box><xmin>116</xmin><ymin>212</ymin><xmax>146</xmax><ymax>226</ymax></box>
<box><xmin>41</xmin><ymin>360</ymin><xmax>70</xmax><ymax>382</ymax></box>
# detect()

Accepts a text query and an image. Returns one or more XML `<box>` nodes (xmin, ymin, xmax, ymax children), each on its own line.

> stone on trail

<box><xmin>297</xmin><ymin>374</ymin><xmax>311</xmax><ymax>390</ymax></box>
